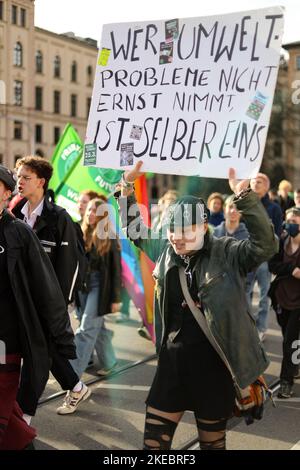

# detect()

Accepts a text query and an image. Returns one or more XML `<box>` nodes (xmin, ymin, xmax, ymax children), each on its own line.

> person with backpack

<box><xmin>12</xmin><ymin>156</ymin><xmax>90</xmax><ymax>421</ymax></box>
<box><xmin>117</xmin><ymin>162</ymin><xmax>277</xmax><ymax>450</ymax></box>
<box><xmin>0</xmin><ymin>165</ymin><xmax>76</xmax><ymax>449</ymax></box>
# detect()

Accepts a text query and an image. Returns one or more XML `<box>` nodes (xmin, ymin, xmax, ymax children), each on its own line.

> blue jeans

<box><xmin>249</xmin><ymin>262</ymin><xmax>271</xmax><ymax>333</ymax></box>
<box><xmin>70</xmin><ymin>272</ymin><xmax>116</xmax><ymax>379</ymax></box>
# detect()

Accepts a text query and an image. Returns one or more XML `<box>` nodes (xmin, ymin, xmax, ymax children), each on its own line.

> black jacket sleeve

<box><xmin>19</xmin><ymin>222</ymin><xmax>76</xmax><ymax>359</ymax></box>
<box><xmin>54</xmin><ymin>210</ymin><xmax>79</xmax><ymax>304</ymax></box>
<box><xmin>110</xmin><ymin>239</ymin><xmax>122</xmax><ymax>304</ymax></box>
<box><xmin>268</xmin><ymin>238</ymin><xmax>295</xmax><ymax>277</ymax></box>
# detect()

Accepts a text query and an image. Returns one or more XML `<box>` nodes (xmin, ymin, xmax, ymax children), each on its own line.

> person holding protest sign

<box><xmin>0</xmin><ymin>165</ymin><xmax>75</xmax><ymax>449</ymax></box>
<box><xmin>117</xmin><ymin>161</ymin><xmax>277</xmax><ymax>450</ymax></box>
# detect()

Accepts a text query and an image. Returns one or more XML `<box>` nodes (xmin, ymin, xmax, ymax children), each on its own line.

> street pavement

<box><xmin>32</xmin><ymin>301</ymin><xmax>300</xmax><ymax>450</ymax></box>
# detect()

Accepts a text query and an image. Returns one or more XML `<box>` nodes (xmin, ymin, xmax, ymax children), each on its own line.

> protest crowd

<box><xmin>1</xmin><ymin>4</ymin><xmax>300</xmax><ymax>453</ymax></box>
<box><xmin>1</xmin><ymin>155</ymin><xmax>300</xmax><ymax>450</ymax></box>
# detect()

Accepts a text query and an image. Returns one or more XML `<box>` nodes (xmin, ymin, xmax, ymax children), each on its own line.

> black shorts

<box><xmin>146</xmin><ymin>338</ymin><xmax>236</xmax><ymax>420</ymax></box>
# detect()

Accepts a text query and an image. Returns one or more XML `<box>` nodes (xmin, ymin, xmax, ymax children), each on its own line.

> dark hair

<box><xmin>80</xmin><ymin>190</ymin><xmax>100</xmax><ymax>200</ymax></box>
<box><xmin>15</xmin><ymin>156</ymin><xmax>53</xmax><ymax>192</ymax></box>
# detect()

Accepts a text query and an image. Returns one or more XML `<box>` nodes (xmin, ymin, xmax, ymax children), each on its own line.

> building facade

<box><xmin>0</xmin><ymin>0</ymin><xmax>97</xmax><ymax>169</ymax></box>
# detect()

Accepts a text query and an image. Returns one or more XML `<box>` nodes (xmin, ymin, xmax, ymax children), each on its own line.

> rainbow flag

<box><xmin>134</xmin><ymin>175</ymin><xmax>155</xmax><ymax>340</ymax></box>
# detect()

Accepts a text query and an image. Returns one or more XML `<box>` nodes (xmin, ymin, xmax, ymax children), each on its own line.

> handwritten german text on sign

<box><xmin>86</xmin><ymin>8</ymin><xmax>284</xmax><ymax>179</ymax></box>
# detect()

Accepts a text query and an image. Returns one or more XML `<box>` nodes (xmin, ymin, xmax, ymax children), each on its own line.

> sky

<box><xmin>34</xmin><ymin>0</ymin><xmax>299</xmax><ymax>46</ymax></box>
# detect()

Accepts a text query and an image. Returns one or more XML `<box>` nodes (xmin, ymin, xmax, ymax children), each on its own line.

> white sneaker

<box><xmin>56</xmin><ymin>384</ymin><xmax>91</xmax><ymax>415</ymax></box>
<box><xmin>258</xmin><ymin>331</ymin><xmax>266</xmax><ymax>342</ymax></box>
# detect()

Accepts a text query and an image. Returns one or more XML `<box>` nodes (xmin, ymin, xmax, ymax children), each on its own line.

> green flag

<box><xmin>49</xmin><ymin>123</ymin><xmax>83</xmax><ymax>195</ymax></box>
<box><xmin>56</xmin><ymin>163</ymin><xmax>122</xmax><ymax>221</ymax></box>
<box><xmin>49</xmin><ymin>124</ymin><xmax>122</xmax><ymax>220</ymax></box>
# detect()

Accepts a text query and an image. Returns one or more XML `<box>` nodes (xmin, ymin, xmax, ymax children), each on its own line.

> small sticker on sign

<box><xmin>246</xmin><ymin>92</ymin><xmax>268</xmax><ymax>121</ymax></box>
<box><xmin>130</xmin><ymin>125</ymin><xmax>143</xmax><ymax>140</ymax></box>
<box><xmin>165</xmin><ymin>19</ymin><xmax>179</xmax><ymax>42</ymax></box>
<box><xmin>84</xmin><ymin>143</ymin><xmax>97</xmax><ymax>166</ymax></box>
<box><xmin>120</xmin><ymin>143</ymin><xmax>134</xmax><ymax>167</ymax></box>
<box><xmin>98</xmin><ymin>48</ymin><xmax>111</xmax><ymax>66</ymax></box>
<box><xmin>159</xmin><ymin>42</ymin><xmax>173</xmax><ymax>65</ymax></box>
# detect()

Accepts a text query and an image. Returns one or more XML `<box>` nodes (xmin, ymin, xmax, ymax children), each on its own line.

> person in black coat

<box><xmin>13</xmin><ymin>156</ymin><xmax>90</xmax><ymax>420</ymax></box>
<box><xmin>268</xmin><ymin>207</ymin><xmax>300</xmax><ymax>399</ymax></box>
<box><xmin>0</xmin><ymin>165</ymin><xmax>75</xmax><ymax>450</ymax></box>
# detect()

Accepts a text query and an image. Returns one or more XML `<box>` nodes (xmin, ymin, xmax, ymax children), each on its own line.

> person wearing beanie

<box><xmin>117</xmin><ymin>162</ymin><xmax>278</xmax><ymax>451</ymax></box>
<box><xmin>0</xmin><ymin>165</ymin><xmax>76</xmax><ymax>450</ymax></box>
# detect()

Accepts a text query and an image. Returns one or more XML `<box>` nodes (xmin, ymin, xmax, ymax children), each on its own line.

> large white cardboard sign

<box><xmin>85</xmin><ymin>7</ymin><xmax>284</xmax><ymax>179</ymax></box>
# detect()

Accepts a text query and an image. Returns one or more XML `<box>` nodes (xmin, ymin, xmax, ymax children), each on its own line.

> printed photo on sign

<box><xmin>120</xmin><ymin>143</ymin><xmax>134</xmax><ymax>167</ymax></box>
<box><xmin>84</xmin><ymin>143</ymin><xmax>97</xmax><ymax>166</ymax></box>
<box><xmin>246</xmin><ymin>92</ymin><xmax>268</xmax><ymax>121</ymax></box>
<box><xmin>165</xmin><ymin>19</ymin><xmax>179</xmax><ymax>41</ymax></box>
<box><xmin>130</xmin><ymin>125</ymin><xmax>143</xmax><ymax>140</ymax></box>
<box><xmin>159</xmin><ymin>41</ymin><xmax>173</xmax><ymax>64</ymax></box>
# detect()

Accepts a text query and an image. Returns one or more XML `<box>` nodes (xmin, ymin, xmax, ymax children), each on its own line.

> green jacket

<box><xmin>118</xmin><ymin>190</ymin><xmax>278</xmax><ymax>388</ymax></box>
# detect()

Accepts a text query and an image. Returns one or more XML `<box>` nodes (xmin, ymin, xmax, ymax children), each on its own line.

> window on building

<box><xmin>35</xmin><ymin>149</ymin><xmax>44</xmax><ymax>158</ymax></box>
<box><xmin>71</xmin><ymin>61</ymin><xmax>77</xmax><ymax>82</ymax></box>
<box><xmin>14</xmin><ymin>80</ymin><xmax>23</xmax><ymax>106</ymax></box>
<box><xmin>54</xmin><ymin>55</ymin><xmax>61</xmax><ymax>78</ymax></box>
<box><xmin>54</xmin><ymin>91</ymin><xmax>61</xmax><ymax>114</ymax></box>
<box><xmin>87</xmin><ymin>65</ymin><xmax>93</xmax><ymax>86</ymax></box>
<box><xmin>71</xmin><ymin>94</ymin><xmax>77</xmax><ymax>117</ymax></box>
<box><xmin>11</xmin><ymin>5</ymin><xmax>17</xmax><ymax>25</ymax></box>
<box><xmin>36</xmin><ymin>50</ymin><xmax>43</xmax><ymax>74</ymax></box>
<box><xmin>54</xmin><ymin>127</ymin><xmax>60</xmax><ymax>144</ymax></box>
<box><xmin>296</xmin><ymin>56</ymin><xmax>300</xmax><ymax>71</ymax></box>
<box><xmin>13</xmin><ymin>42</ymin><xmax>23</xmax><ymax>67</ymax></box>
<box><xmin>35</xmin><ymin>124</ymin><xmax>43</xmax><ymax>144</ymax></box>
<box><xmin>0</xmin><ymin>2</ymin><xmax>4</xmax><ymax>21</ymax></box>
<box><xmin>274</xmin><ymin>141</ymin><xmax>282</xmax><ymax>158</ymax></box>
<box><xmin>14</xmin><ymin>121</ymin><xmax>22</xmax><ymax>140</ymax></box>
<box><xmin>20</xmin><ymin>8</ymin><xmax>26</xmax><ymax>27</ymax></box>
<box><xmin>35</xmin><ymin>86</ymin><xmax>43</xmax><ymax>111</ymax></box>
<box><xmin>86</xmin><ymin>97</ymin><xmax>91</xmax><ymax>119</ymax></box>
<box><xmin>0</xmin><ymin>154</ymin><xmax>3</xmax><ymax>165</ymax></box>
<box><xmin>14</xmin><ymin>155</ymin><xmax>22</xmax><ymax>165</ymax></box>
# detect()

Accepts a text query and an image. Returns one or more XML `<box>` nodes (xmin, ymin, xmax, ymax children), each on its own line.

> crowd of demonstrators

<box><xmin>268</xmin><ymin>207</ymin><xmax>300</xmax><ymax>399</ymax></box>
<box><xmin>294</xmin><ymin>189</ymin><xmax>300</xmax><ymax>209</ymax></box>
<box><xmin>248</xmin><ymin>173</ymin><xmax>283</xmax><ymax>342</ymax></box>
<box><xmin>77</xmin><ymin>190</ymin><xmax>100</xmax><ymax>224</ymax></box>
<box><xmin>57</xmin><ymin>197</ymin><xmax>121</xmax><ymax>414</ymax></box>
<box><xmin>277</xmin><ymin>180</ymin><xmax>295</xmax><ymax>215</ymax></box>
<box><xmin>207</xmin><ymin>192</ymin><xmax>224</xmax><ymax>227</ymax></box>
<box><xmin>213</xmin><ymin>196</ymin><xmax>253</xmax><ymax>301</ymax></box>
<box><xmin>0</xmin><ymin>165</ymin><xmax>76</xmax><ymax>450</ymax></box>
<box><xmin>10</xmin><ymin>156</ymin><xmax>89</xmax><ymax>422</ymax></box>
<box><xmin>117</xmin><ymin>161</ymin><xmax>277</xmax><ymax>451</ymax></box>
